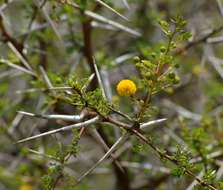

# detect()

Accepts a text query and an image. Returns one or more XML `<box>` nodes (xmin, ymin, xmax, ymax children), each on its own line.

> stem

<box><xmin>136</xmin><ymin>89</ymin><xmax>151</xmax><ymax>121</ymax></box>
<box><xmin>81</xmin><ymin>14</ymin><xmax>98</xmax><ymax>90</ymax></box>
<box><xmin>81</xmin><ymin>11</ymin><xmax>131</xmax><ymax>190</ymax></box>
<box><xmin>106</xmin><ymin>116</ymin><xmax>219</xmax><ymax>190</ymax></box>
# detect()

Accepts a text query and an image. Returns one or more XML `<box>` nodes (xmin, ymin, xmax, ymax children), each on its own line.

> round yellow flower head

<box><xmin>116</xmin><ymin>79</ymin><xmax>137</xmax><ymax>96</ymax></box>
<box><xmin>19</xmin><ymin>184</ymin><xmax>33</xmax><ymax>190</ymax></box>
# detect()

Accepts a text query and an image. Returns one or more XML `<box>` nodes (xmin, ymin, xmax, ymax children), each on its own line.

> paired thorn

<box><xmin>18</xmin><ymin>111</ymin><xmax>85</xmax><ymax>122</ymax></box>
<box><xmin>140</xmin><ymin>118</ymin><xmax>167</xmax><ymax>130</ymax></box>
<box><xmin>16</xmin><ymin>116</ymin><xmax>100</xmax><ymax>144</ymax></box>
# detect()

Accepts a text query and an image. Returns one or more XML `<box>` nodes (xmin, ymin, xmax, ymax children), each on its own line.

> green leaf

<box><xmin>159</xmin><ymin>20</ymin><xmax>170</xmax><ymax>34</ymax></box>
<box><xmin>171</xmin><ymin>167</ymin><xmax>185</xmax><ymax>177</ymax></box>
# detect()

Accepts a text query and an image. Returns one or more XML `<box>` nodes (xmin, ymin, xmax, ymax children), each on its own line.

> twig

<box><xmin>109</xmin><ymin>106</ymin><xmax>133</xmax><ymax>122</ymax></box>
<box><xmin>186</xmin><ymin>170</ymin><xmax>204</xmax><ymax>190</ymax></box>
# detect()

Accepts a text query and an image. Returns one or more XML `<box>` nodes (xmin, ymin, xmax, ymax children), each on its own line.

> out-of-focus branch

<box><xmin>132</xmin><ymin>174</ymin><xmax>170</xmax><ymax>190</ymax></box>
<box><xmin>77</xmin><ymin>133</ymin><xmax>129</xmax><ymax>183</ymax></box>
<box><xmin>0</xmin><ymin>15</ymin><xmax>35</xmax><ymax>73</ymax></box>
<box><xmin>81</xmin><ymin>15</ymin><xmax>98</xmax><ymax>90</ymax></box>
<box><xmin>59</xmin><ymin>0</ymin><xmax>141</xmax><ymax>37</ymax></box>
<box><xmin>175</xmin><ymin>25</ymin><xmax>223</xmax><ymax>55</ymax></box>
<box><xmin>0</xmin><ymin>15</ymin><xmax>24</xmax><ymax>53</ymax></box>
<box><xmin>0</xmin><ymin>58</ymin><xmax>36</xmax><ymax>77</ymax></box>
<box><xmin>94</xmin><ymin>0</ymin><xmax>128</xmax><ymax>21</ymax></box>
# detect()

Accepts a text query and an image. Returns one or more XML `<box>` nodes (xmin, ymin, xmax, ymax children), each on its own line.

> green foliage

<box><xmin>42</xmin><ymin>164</ymin><xmax>64</xmax><ymax>190</ymax></box>
<box><xmin>66</xmin><ymin>75</ymin><xmax>110</xmax><ymax>115</ymax></box>
<box><xmin>85</xmin><ymin>88</ymin><xmax>110</xmax><ymax>116</ymax></box>
<box><xmin>41</xmin><ymin>174</ymin><xmax>54</xmax><ymax>190</ymax></box>
<box><xmin>171</xmin><ymin>145</ymin><xmax>193</xmax><ymax>177</ymax></box>
<box><xmin>67</xmin><ymin>129</ymin><xmax>81</xmax><ymax>157</ymax></box>
<box><xmin>133</xmin><ymin>16</ymin><xmax>190</xmax><ymax>121</ymax></box>
<box><xmin>194</xmin><ymin>169</ymin><xmax>217</xmax><ymax>190</ymax></box>
<box><xmin>134</xmin><ymin>16</ymin><xmax>190</xmax><ymax>96</ymax></box>
<box><xmin>0</xmin><ymin>1</ymin><xmax>223</xmax><ymax>190</ymax></box>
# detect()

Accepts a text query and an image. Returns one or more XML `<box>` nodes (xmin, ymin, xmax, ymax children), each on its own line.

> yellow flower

<box><xmin>19</xmin><ymin>184</ymin><xmax>33</xmax><ymax>190</ymax></box>
<box><xmin>116</xmin><ymin>79</ymin><xmax>137</xmax><ymax>96</ymax></box>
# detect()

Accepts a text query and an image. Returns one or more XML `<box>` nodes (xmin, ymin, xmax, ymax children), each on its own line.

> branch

<box><xmin>175</xmin><ymin>25</ymin><xmax>223</xmax><ymax>55</ymax></box>
<box><xmin>81</xmin><ymin>14</ymin><xmax>98</xmax><ymax>90</ymax></box>
<box><xmin>105</xmin><ymin>116</ymin><xmax>219</xmax><ymax>190</ymax></box>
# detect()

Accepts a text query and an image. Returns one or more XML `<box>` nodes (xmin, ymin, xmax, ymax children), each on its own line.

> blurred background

<box><xmin>0</xmin><ymin>0</ymin><xmax>223</xmax><ymax>190</ymax></box>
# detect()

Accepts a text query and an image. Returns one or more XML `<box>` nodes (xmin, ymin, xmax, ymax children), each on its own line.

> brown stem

<box><xmin>175</xmin><ymin>25</ymin><xmax>223</xmax><ymax>55</ymax></box>
<box><xmin>81</xmin><ymin>12</ymin><xmax>131</xmax><ymax>190</ymax></box>
<box><xmin>97</xmin><ymin>124</ymin><xmax>131</xmax><ymax>190</ymax></box>
<box><xmin>0</xmin><ymin>15</ymin><xmax>24</xmax><ymax>56</ymax></box>
<box><xmin>105</xmin><ymin>116</ymin><xmax>219</xmax><ymax>190</ymax></box>
<box><xmin>81</xmin><ymin>16</ymin><xmax>98</xmax><ymax>90</ymax></box>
